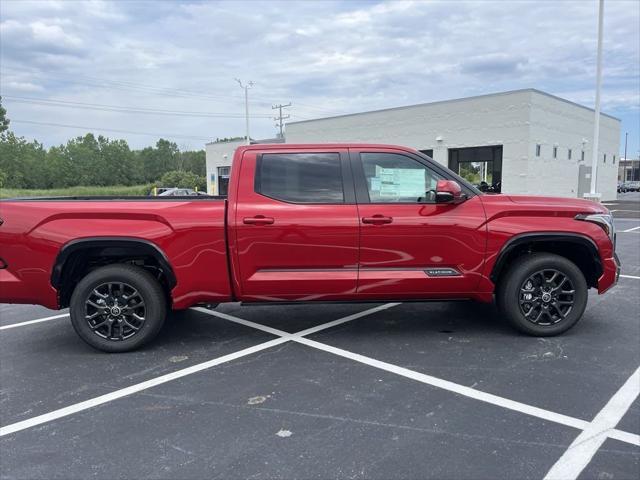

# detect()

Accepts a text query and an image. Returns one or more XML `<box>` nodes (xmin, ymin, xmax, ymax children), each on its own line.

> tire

<box><xmin>69</xmin><ymin>264</ymin><xmax>167</xmax><ymax>352</ymax></box>
<box><xmin>496</xmin><ymin>253</ymin><xmax>588</xmax><ymax>336</ymax></box>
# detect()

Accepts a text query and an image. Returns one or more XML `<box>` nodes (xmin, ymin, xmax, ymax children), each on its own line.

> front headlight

<box><xmin>575</xmin><ymin>213</ymin><xmax>615</xmax><ymax>244</ymax></box>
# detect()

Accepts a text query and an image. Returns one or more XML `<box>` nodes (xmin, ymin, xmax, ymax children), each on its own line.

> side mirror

<box><xmin>435</xmin><ymin>179</ymin><xmax>466</xmax><ymax>204</ymax></box>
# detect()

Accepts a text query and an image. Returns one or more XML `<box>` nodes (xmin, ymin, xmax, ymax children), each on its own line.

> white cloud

<box><xmin>29</xmin><ymin>21</ymin><xmax>83</xmax><ymax>48</ymax></box>
<box><xmin>2</xmin><ymin>81</ymin><xmax>44</xmax><ymax>92</ymax></box>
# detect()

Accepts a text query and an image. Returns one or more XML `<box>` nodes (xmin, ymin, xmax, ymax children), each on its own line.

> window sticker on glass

<box><xmin>361</xmin><ymin>153</ymin><xmax>442</xmax><ymax>203</ymax></box>
<box><xmin>374</xmin><ymin>166</ymin><xmax>426</xmax><ymax>199</ymax></box>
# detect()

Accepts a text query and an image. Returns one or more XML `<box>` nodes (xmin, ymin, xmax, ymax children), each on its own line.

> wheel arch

<box><xmin>491</xmin><ymin>233</ymin><xmax>602</xmax><ymax>289</ymax></box>
<box><xmin>52</xmin><ymin>237</ymin><xmax>176</xmax><ymax>308</ymax></box>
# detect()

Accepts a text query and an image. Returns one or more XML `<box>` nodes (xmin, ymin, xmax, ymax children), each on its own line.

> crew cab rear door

<box><xmin>351</xmin><ymin>147</ymin><xmax>487</xmax><ymax>299</ymax></box>
<box><xmin>233</xmin><ymin>148</ymin><xmax>359</xmax><ymax>301</ymax></box>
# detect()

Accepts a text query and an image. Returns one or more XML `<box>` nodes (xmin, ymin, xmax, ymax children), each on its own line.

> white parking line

<box><xmin>621</xmin><ymin>226</ymin><xmax>640</xmax><ymax>232</ymax></box>
<box><xmin>620</xmin><ymin>274</ymin><xmax>640</xmax><ymax>280</ymax></box>
<box><xmin>201</xmin><ymin>308</ymin><xmax>640</xmax><ymax>447</ymax></box>
<box><xmin>0</xmin><ymin>304</ymin><xmax>397</xmax><ymax>437</ymax></box>
<box><xmin>543</xmin><ymin>366</ymin><xmax>640</xmax><ymax>480</ymax></box>
<box><xmin>0</xmin><ymin>337</ymin><xmax>289</xmax><ymax>437</ymax></box>
<box><xmin>0</xmin><ymin>313</ymin><xmax>69</xmax><ymax>331</ymax></box>
<box><xmin>196</xmin><ymin>303</ymin><xmax>400</xmax><ymax>339</ymax></box>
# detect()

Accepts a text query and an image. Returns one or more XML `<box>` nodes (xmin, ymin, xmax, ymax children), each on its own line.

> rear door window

<box><xmin>255</xmin><ymin>153</ymin><xmax>344</xmax><ymax>203</ymax></box>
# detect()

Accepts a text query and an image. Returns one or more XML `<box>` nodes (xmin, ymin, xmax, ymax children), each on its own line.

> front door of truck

<box><xmin>351</xmin><ymin>148</ymin><xmax>487</xmax><ymax>299</ymax></box>
<box><xmin>233</xmin><ymin>148</ymin><xmax>359</xmax><ymax>301</ymax></box>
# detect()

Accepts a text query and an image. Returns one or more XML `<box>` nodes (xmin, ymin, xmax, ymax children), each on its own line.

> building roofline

<box><xmin>206</xmin><ymin>137</ymin><xmax>283</xmax><ymax>146</ymax></box>
<box><xmin>287</xmin><ymin>88</ymin><xmax>620</xmax><ymax>125</ymax></box>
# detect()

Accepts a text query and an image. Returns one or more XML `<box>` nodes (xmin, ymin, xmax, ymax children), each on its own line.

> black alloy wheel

<box><xmin>518</xmin><ymin>269</ymin><xmax>575</xmax><ymax>326</ymax></box>
<box><xmin>70</xmin><ymin>264</ymin><xmax>166</xmax><ymax>352</ymax></box>
<box><xmin>497</xmin><ymin>253</ymin><xmax>588</xmax><ymax>336</ymax></box>
<box><xmin>85</xmin><ymin>282</ymin><xmax>147</xmax><ymax>341</ymax></box>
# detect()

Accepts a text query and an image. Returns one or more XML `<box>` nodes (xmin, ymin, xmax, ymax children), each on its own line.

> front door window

<box><xmin>360</xmin><ymin>152</ymin><xmax>443</xmax><ymax>203</ymax></box>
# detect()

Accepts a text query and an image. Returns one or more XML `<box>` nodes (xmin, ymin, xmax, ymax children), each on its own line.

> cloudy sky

<box><xmin>1</xmin><ymin>0</ymin><xmax>639</xmax><ymax>154</ymax></box>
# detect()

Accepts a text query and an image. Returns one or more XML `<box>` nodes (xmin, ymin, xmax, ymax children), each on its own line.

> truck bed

<box><xmin>0</xmin><ymin>197</ymin><xmax>232</xmax><ymax>309</ymax></box>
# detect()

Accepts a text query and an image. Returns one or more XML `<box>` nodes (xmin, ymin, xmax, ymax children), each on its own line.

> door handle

<box><xmin>243</xmin><ymin>215</ymin><xmax>275</xmax><ymax>225</ymax></box>
<box><xmin>362</xmin><ymin>215</ymin><xmax>393</xmax><ymax>225</ymax></box>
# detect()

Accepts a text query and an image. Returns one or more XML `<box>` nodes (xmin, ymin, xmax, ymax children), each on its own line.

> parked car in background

<box><xmin>618</xmin><ymin>182</ymin><xmax>627</xmax><ymax>193</ymax></box>
<box><xmin>627</xmin><ymin>181</ymin><xmax>640</xmax><ymax>192</ymax></box>
<box><xmin>158</xmin><ymin>187</ymin><xmax>198</xmax><ymax>196</ymax></box>
<box><xmin>0</xmin><ymin>143</ymin><xmax>620</xmax><ymax>352</ymax></box>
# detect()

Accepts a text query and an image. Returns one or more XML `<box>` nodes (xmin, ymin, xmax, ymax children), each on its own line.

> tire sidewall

<box><xmin>499</xmin><ymin>254</ymin><xmax>588</xmax><ymax>336</ymax></box>
<box><xmin>70</xmin><ymin>265</ymin><xmax>166</xmax><ymax>352</ymax></box>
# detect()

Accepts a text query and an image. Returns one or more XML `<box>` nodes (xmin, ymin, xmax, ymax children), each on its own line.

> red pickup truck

<box><xmin>0</xmin><ymin>144</ymin><xmax>619</xmax><ymax>352</ymax></box>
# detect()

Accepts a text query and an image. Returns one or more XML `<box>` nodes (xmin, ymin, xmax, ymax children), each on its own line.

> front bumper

<box><xmin>598</xmin><ymin>253</ymin><xmax>621</xmax><ymax>294</ymax></box>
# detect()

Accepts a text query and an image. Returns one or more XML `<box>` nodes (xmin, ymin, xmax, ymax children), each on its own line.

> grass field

<box><xmin>0</xmin><ymin>184</ymin><xmax>153</xmax><ymax>198</ymax></box>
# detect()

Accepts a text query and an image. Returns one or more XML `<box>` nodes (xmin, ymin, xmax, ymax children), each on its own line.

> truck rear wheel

<box><xmin>69</xmin><ymin>264</ymin><xmax>166</xmax><ymax>352</ymax></box>
<box><xmin>497</xmin><ymin>253</ymin><xmax>588</xmax><ymax>336</ymax></box>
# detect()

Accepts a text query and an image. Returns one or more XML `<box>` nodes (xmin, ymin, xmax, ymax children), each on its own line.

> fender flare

<box><xmin>490</xmin><ymin>232</ymin><xmax>602</xmax><ymax>284</ymax></box>
<box><xmin>51</xmin><ymin>236</ymin><xmax>177</xmax><ymax>289</ymax></box>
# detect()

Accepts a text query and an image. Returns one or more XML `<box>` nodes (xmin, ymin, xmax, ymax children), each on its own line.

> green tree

<box><xmin>0</xmin><ymin>132</ymin><xmax>47</xmax><ymax>188</ymax></box>
<box><xmin>138</xmin><ymin>139</ymin><xmax>179</xmax><ymax>182</ymax></box>
<box><xmin>44</xmin><ymin>145</ymin><xmax>75</xmax><ymax>188</ymax></box>
<box><xmin>0</xmin><ymin>97</ymin><xmax>9</xmax><ymax>136</ymax></box>
<box><xmin>180</xmin><ymin>150</ymin><xmax>206</xmax><ymax>176</ymax></box>
<box><xmin>98</xmin><ymin>136</ymin><xmax>140</xmax><ymax>185</ymax></box>
<box><xmin>62</xmin><ymin>134</ymin><xmax>102</xmax><ymax>185</ymax></box>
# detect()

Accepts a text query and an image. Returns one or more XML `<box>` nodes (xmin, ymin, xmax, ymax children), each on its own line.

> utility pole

<box><xmin>589</xmin><ymin>0</ymin><xmax>604</xmax><ymax>197</ymax></box>
<box><xmin>272</xmin><ymin>102</ymin><xmax>291</xmax><ymax>138</ymax></box>
<box><xmin>235</xmin><ymin>78</ymin><xmax>254</xmax><ymax>145</ymax></box>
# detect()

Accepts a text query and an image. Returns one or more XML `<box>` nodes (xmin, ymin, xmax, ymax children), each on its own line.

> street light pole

<box><xmin>623</xmin><ymin>132</ymin><xmax>628</xmax><ymax>181</ymax></box>
<box><xmin>589</xmin><ymin>0</ymin><xmax>604</xmax><ymax>196</ymax></box>
<box><xmin>235</xmin><ymin>79</ymin><xmax>254</xmax><ymax>145</ymax></box>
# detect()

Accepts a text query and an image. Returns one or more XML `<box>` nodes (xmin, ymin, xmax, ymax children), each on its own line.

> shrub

<box><xmin>158</xmin><ymin>170</ymin><xmax>206</xmax><ymax>191</ymax></box>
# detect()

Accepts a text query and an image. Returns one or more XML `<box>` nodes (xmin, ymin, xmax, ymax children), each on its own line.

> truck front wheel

<box><xmin>69</xmin><ymin>264</ymin><xmax>167</xmax><ymax>352</ymax></box>
<box><xmin>497</xmin><ymin>253</ymin><xmax>588</xmax><ymax>336</ymax></box>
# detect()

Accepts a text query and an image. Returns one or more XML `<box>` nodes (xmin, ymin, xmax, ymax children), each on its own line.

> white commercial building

<box><xmin>207</xmin><ymin>89</ymin><xmax>620</xmax><ymax>200</ymax></box>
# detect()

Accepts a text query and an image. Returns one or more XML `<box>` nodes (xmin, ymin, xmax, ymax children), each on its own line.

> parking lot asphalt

<box><xmin>604</xmin><ymin>191</ymin><xmax>640</xmax><ymax>219</ymax></box>
<box><xmin>0</xmin><ymin>216</ymin><xmax>638</xmax><ymax>480</ymax></box>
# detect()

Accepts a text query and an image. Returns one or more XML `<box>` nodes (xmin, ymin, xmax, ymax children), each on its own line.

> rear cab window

<box><xmin>255</xmin><ymin>152</ymin><xmax>345</xmax><ymax>203</ymax></box>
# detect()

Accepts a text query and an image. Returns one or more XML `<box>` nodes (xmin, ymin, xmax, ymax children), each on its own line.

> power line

<box><xmin>3</xmin><ymin>95</ymin><xmax>273</xmax><ymax>118</ymax></box>
<box><xmin>2</xmin><ymin>67</ymin><xmax>268</xmax><ymax>105</ymax></box>
<box><xmin>1</xmin><ymin>67</ymin><xmax>348</xmax><ymax>115</ymax></box>
<box><xmin>1</xmin><ymin>67</ymin><xmax>250</xmax><ymax>105</ymax></box>
<box><xmin>11</xmin><ymin>119</ymin><xmax>213</xmax><ymax>141</ymax></box>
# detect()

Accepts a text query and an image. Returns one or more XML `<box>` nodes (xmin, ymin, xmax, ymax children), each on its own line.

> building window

<box><xmin>218</xmin><ymin>166</ymin><xmax>230</xmax><ymax>176</ymax></box>
<box><xmin>255</xmin><ymin>152</ymin><xmax>344</xmax><ymax>203</ymax></box>
<box><xmin>568</xmin><ymin>149</ymin><xmax>572</xmax><ymax>160</ymax></box>
<box><xmin>535</xmin><ymin>144</ymin><xmax>541</xmax><ymax>157</ymax></box>
<box><xmin>613</xmin><ymin>155</ymin><xmax>616</xmax><ymax>164</ymax></box>
<box><xmin>553</xmin><ymin>146</ymin><xmax>558</xmax><ymax>159</ymax></box>
<box><xmin>581</xmin><ymin>150</ymin><xmax>585</xmax><ymax>161</ymax></box>
<box><xmin>603</xmin><ymin>154</ymin><xmax>607</xmax><ymax>163</ymax></box>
